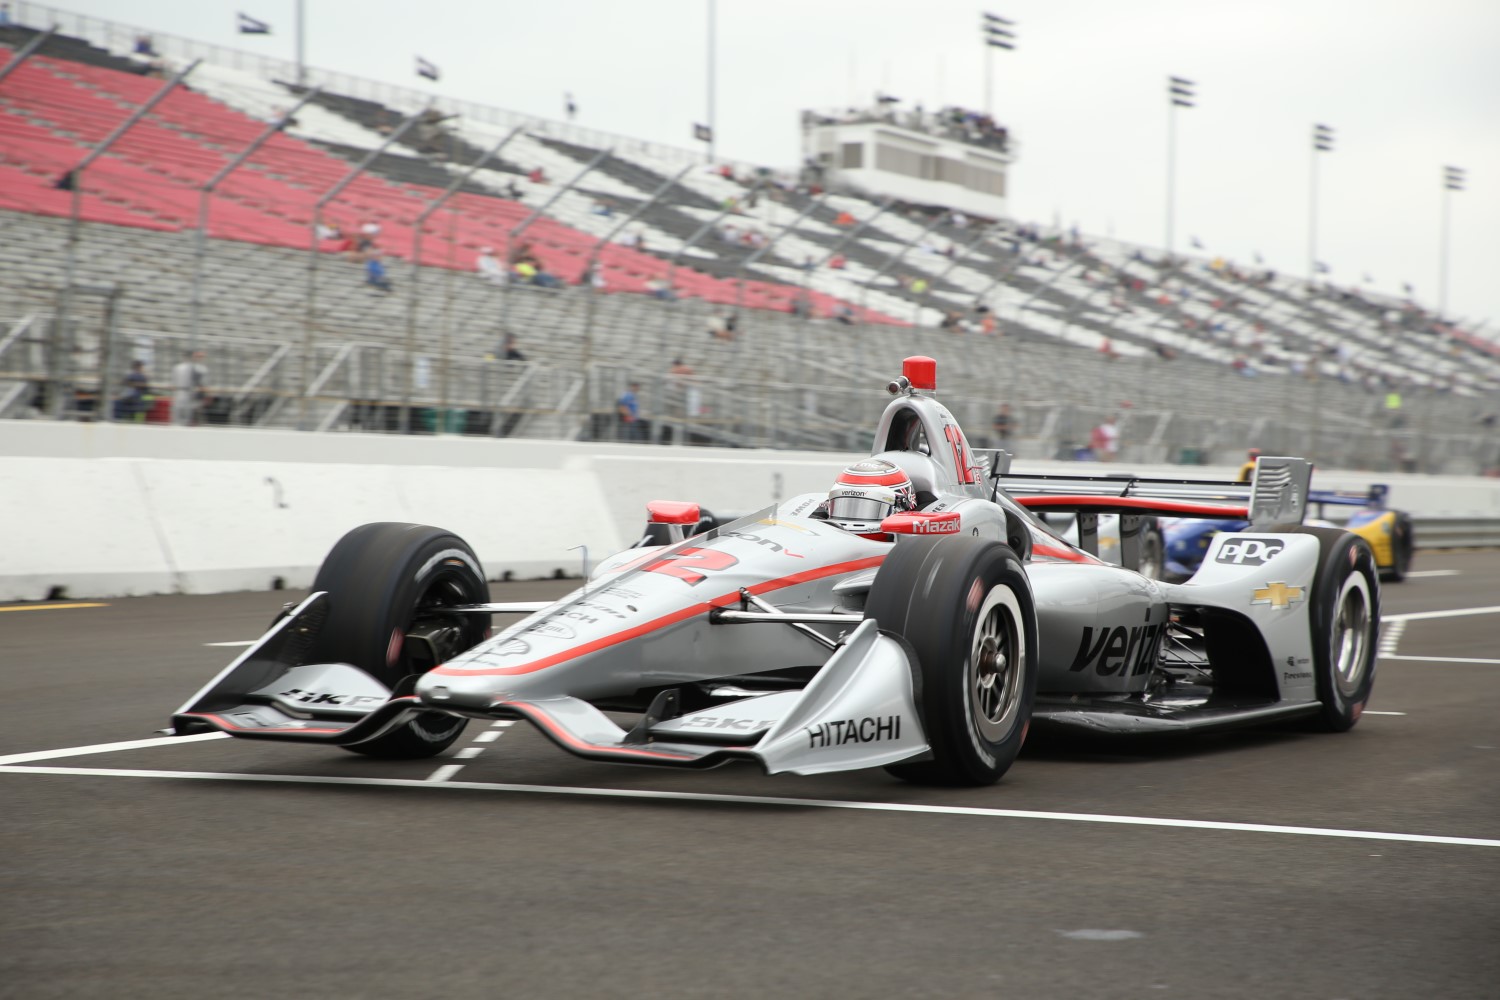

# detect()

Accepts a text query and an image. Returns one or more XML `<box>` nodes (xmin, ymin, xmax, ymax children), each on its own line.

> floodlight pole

<box><xmin>190</xmin><ymin>86</ymin><xmax>322</xmax><ymax>359</ymax></box>
<box><xmin>401</xmin><ymin>125</ymin><xmax>522</xmax><ymax>432</ymax></box>
<box><xmin>1439</xmin><ymin>166</ymin><xmax>1465</xmax><ymax>319</ymax></box>
<box><xmin>1308</xmin><ymin>124</ymin><xmax>1334</xmax><ymax>291</ymax></box>
<box><xmin>300</xmin><ymin>105</ymin><xmax>427</xmax><ymax>430</ymax></box>
<box><xmin>54</xmin><ymin>59</ymin><xmax>199</xmax><ymax>419</ymax></box>
<box><xmin>0</xmin><ymin>23</ymin><xmax>57</xmax><ymax>86</ymax></box>
<box><xmin>706</xmin><ymin>0</ymin><xmax>717</xmax><ymax>163</ymax></box>
<box><xmin>295</xmin><ymin>0</ymin><xmax>306</xmax><ymax>89</ymax></box>
<box><xmin>1165</xmin><ymin>76</ymin><xmax>1195</xmax><ymax>264</ymax></box>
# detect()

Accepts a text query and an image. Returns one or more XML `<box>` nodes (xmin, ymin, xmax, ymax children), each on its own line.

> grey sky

<box><xmin>29</xmin><ymin>1</ymin><xmax>1500</xmax><ymax>335</ymax></box>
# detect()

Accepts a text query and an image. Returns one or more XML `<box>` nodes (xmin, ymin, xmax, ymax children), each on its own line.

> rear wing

<box><xmin>977</xmin><ymin>453</ymin><xmax>1314</xmax><ymax>565</ymax></box>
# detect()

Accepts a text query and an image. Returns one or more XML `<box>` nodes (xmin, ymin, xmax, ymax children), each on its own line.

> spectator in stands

<box><xmin>707</xmin><ymin>312</ymin><xmax>730</xmax><ymax>341</ymax></box>
<box><xmin>476</xmin><ymin>246</ymin><xmax>505</xmax><ymax>284</ymax></box>
<box><xmin>829</xmin><ymin>253</ymin><xmax>847</xmax><ymax>271</ymax></box>
<box><xmin>503</xmin><ymin>334</ymin><xmax>525</xmax><ymax>361</ymax></box>
<box><xmin>114</xmin><ymin>360</ymin><xmax>150</xmax><ymax>421</ymax></box>
<box><xmin>530</xmin><ymin>262</ymin><xmax>562</xmax><ymax>289</ymax></box>
<box><xmin>591</xmin><ymin>199</ymin><xmax>614</xmax><ymax>217</ymax></box>
<box><xmin>353</xmin><ymin>222</ymin><xmax>380</xmax><ymax>261</ymax></box>
<box><xmin>645</xmin><ymin>277</ymin><xmax>674</xmax><ymax>301</ymax></box>
<box><xmin>580</xmin><ymin>261</ymin><xmax>606</xmax><ymax>290</ymax></box>
<box><xmin>134</xmin><ymin>34</ymin><xmax>158</xmax><ymax>57</ymax></box>
<box><xmin>503</xmin><ymin>179</ymin><xmax>523</xmax><ymax>200</ymax></box>
<box><xmin>170</xmin><ymin>351</ymin><xmax>208</xmax><ymax>426</ymax></box>
<box><xmin>528</xmin><ymin>167</ymin><xmax>547</xmax><ymax>184</ymax></box>
<box><xmin>1088</xmin><ymin>415</ymin><xmax>1119</xmax><ymax>462</ymax></box>
<box><xmin>565</xmin><ymin>93</ymin><xmax>578</xmax><ymax>121</ymax></box>
<box><xmin>668</xmin><ymin>358</ymin><xmax>701</xmax><ymax>419</ymax></box>
<box><xmin>833</xmin><ymin>304</ymin><xmax>855</xmax><ymax>325</ymax></box>
<box><xmin>1237</xmin><ymin>449</ymin><xmax>1262</xmax><ymax>483</ymax></box>
<box><xmin>0</xmin><ymin>5</ymin><xmax>13</xmax><ymax>26</ymax></box>
<box><xmin>991</xmin><ymin>403</ymin><xmax>1014</xmax><ymax>446</ymax></box>
<box><xmin>366</xmin><ymin>252</ymin><xmax>393</xmax><ymax>292</ymax></box>
<box><xmin>616</xmin><ymin>381</ymin><xmax>642</xmax><ymax>441</ymax></box>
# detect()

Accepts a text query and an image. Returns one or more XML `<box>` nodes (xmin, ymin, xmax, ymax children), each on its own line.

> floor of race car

<box><xmin>3</xmin><ymin>553</ymin><xmax>1497</xmax><ymax>999</ymax></box>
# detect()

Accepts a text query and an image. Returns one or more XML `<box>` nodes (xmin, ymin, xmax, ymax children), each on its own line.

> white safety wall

<box><xmin>2</xmin><ymin>420</ymin><xmax>1497</xmax><ymax>600</ymax></box>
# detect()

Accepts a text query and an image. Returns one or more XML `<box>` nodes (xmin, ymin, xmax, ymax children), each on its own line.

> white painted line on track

<box><xmin>1404</xmin><ymin>570</ymin><xmax>1460</xmax><ymax>578</ymax></box>
<box><xmin>3</xmin><ymin>764</ymin><xmax>1498</xmax><ymax>849</ymax></box>
<box><xmin>492</xmin><ymin>720</ymin><xmax>515</xmax><ymax>727</ymax></box>
<box><xmin>1364</xmin><ymin>711</ymin><xmax>1407</xmax><ymax>716</ymax></box>
<box><xmin>425</xmin><ymin>764</ymin><xmax>464</xmax><ymax>783</ymax></box>
<box><xmin>204</xmin><ymin>640</ymin><xmax>257</xmax><ymax>647</ymax></box>
<box><xmin>1384</xmin><ymin>605</ymin><xmax>1500</xmax><ymax>623</ymax></box>
<box><xmin>1379</xmin><ymin>620</ymin><xmax>1406</xmax><ymax>658</ymax></box>
<box><xmin>454</xmin><ymin>747</ymin><xmax>484</xmax><ymax>759</ymax></box>
<box><xmin>473</xmin><ymin>730</ymin><xmax>502</xmax><ymax>743</ymax></box>
<box><xmin>1380</xmin><ymin>654</ymin><xmax>1500</xmax><ymax>665</ymax></box>
<box><xmin>0</xmin><ymin>732</ymin><xmax>227</xmax><ymax>766</ymax></box>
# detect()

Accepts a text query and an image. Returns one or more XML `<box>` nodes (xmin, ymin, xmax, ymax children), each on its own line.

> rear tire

<box><xmin>1280</xmin><ymin>526</ymin><xmax>1380</xmax><ymax>732</ymax></box>
<box><xmin>308</xmin><ymin>522</ymin><xmax>489</xmax><ymax>759</ymax></box>
<box><xmin>865</xmin><ymin>537</ymin><xmax>1038</xmax><ymax>786</ymax></box>
<box><xmin>1381</xmin><ymin>512</ymin><xmax>1414</xmax><ymax>583</ymax></box>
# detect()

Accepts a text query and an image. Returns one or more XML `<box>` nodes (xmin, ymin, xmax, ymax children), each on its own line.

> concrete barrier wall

<box><xmin>3</xmin><ymin>420</ymin><xmax>1498</xmax><ymax>600</ymax></box>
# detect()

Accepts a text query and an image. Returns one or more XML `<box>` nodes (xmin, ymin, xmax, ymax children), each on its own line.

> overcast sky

<box><xmin>31</xmin><ymin>0</ymin><xmax>1500</xmax><ymax>334</ymax></box>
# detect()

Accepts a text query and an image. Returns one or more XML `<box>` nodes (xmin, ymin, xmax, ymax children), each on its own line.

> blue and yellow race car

<box><xmin>1163</xmin><ymin>484</ymin><xmax>1415</xmax><ymax>582</ymax></box>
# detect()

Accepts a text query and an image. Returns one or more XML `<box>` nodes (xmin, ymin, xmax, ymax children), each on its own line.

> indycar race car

<box><xmin>1162</xmin><ymin>485</ymin><xmax>1414</xmax><ymax>583</ymax></box>
<box><xmin>172</xmin><ymin>356</ymin><xmax>1380</xmax><ymax>787</ymax></box>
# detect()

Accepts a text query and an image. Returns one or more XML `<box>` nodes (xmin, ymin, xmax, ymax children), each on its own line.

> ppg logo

<box><xmin>1216</xmin><ymin>537</ymin><xmax>1285</xmax><ymax>566</ymax></box>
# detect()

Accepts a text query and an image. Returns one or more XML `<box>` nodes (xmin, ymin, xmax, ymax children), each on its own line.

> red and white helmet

<box><xmin>822</xmin><ymin>458</ymin><xmax>917</xmax><ymax>536</ymax></box>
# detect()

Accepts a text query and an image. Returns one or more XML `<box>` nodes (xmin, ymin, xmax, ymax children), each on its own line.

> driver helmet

<box><xmin>821</xmin><ymin>458</ymin><xmax>917</xmax><ymax>538</ymax></box>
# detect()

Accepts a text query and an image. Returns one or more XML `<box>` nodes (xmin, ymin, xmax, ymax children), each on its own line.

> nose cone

<box><xmin>415</xmin><ymin>670</ymin><xmax>502</xmax><ymax>711</ymax></box>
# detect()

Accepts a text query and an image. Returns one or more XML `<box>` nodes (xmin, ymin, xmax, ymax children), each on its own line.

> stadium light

<box><xmin>1439</xmin><ymin>165</ymin><xmax>1465</xmax><ymax>318</ymax></box>
<box><xmin>1164</xmin><ymin>76</ymin><xmax>1195</xmax><ymax>262</ymax></box>
<box><xmin>1307</xmin><ymin>123</ymin><xmax>1335</xmax><ymax>291</ymax></box>
<box><xmin>240</xmin><ymin>4</ymin><xmax>303</xmax><ymax>88</ymax></box>
<box><xmin>980</xmin><ymin>13</ymin><xmax>1017</xmax><ymax>117</ymax></box>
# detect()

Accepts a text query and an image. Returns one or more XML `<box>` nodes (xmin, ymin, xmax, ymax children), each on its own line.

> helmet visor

<box><xmin>827</xmin><ymin>495</ymin><xmax>894</xmax><ymax>522</ymax></box>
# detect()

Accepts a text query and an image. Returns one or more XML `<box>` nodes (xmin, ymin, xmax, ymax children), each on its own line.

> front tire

<box><xmin>309</xmin><ymin>522</ymin><xmax>489</xmax><ymax>758</ymax></box>
<box><xmin>864</xmin><ymin>537</ymin><xmax>1038</xmax><ymax>786</ymax></box>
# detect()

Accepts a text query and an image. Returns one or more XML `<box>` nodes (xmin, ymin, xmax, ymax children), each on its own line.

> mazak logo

<box><xmin>1216</xmin><ymin>537</ymin><xmax>1285</xmax><ymax>566</ymax></box>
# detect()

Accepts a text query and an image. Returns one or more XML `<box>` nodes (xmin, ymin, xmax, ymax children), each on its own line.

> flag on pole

<box><xmin>1314</xmin><ymin>261</ymin><xmax>1331</xmax><ymax>274</ymax></box>
<box><xmin>693</xmin><ymin>123</ymin><xmax>713</xmax><ymax>143</ymax></box>
<box><xmin>416</xmin><ymin>56</ymin><xmax>440</xmax><ymax>82</ymax></box>
<box><xmin>237</xmin><ymin>12</ymin><xmax>271</xmax><ymax>34</ymax></box>
<box><xmin>1190</xmin><ymin>236</ymin><xmax>1204</xmax><ymax>249</ymax></box>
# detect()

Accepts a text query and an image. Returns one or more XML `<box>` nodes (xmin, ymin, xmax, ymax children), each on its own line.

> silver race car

<box><xmin>172</xmin><ymin>356</ymin><xmax>1380</xmax><ymax>786</ymax></box>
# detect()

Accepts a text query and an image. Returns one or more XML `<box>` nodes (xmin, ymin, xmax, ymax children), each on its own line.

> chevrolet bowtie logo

<box><xmin>1252</xmin><ymin>581</ymin><xmax>1305</xmax><ymax>610</ymax></box>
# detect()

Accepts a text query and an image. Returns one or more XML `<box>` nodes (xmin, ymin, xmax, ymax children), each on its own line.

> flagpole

<box><xmin>706</xmin><ymin>0</ymin><xmax>716</xmax><ymax>164</ymax></box>
<box><xmin>295</xmin><ymin>0</ymin><xmax>305</xmax><ymax>88</ymax></box>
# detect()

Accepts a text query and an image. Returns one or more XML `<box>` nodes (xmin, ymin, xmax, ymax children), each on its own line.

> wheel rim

<box><xmin>970</xmin><ymin>586</ymin><xmax>1024</xmax><ymax>743</ymax></box>
<box><xmin>1331</xmin><ymin>574</ymin><xmax>1371</xmax><ymax>699</ymax></box>
<box><xmin>405</xmin><ymin>568</ymin><xmax>485</xmax><ymax>669</ymax></box>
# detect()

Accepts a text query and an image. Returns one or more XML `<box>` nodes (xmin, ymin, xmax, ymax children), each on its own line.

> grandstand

<box><xmin>1</xmin><ymin>11</ymin><xmax>1496</xmax><ymax>474</ymax></box>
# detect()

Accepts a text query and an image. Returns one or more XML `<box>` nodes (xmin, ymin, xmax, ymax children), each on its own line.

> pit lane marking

<box><xmin>0</xmin><ymin>602</ymin><xmax>110</xmax><ymax>613</ymax></box>
<box><xmin>1383</xmin><ymin>605</ymin><xmax>1500</xmax><ymax>623</ymax></box>
<box><xmin>425</xmin><ymin>720</ymin><xmax>513</xmax><ymax>782</ymax></box>
<box><xmin>1379</xmin><ymin>655</ymin><xmax>1500</xmax><ymax>665</ymax></box>
<box><xmin>3</xmin><ymin>764</ymin><xmax>1497</xmax><ymax>850</ymax></box>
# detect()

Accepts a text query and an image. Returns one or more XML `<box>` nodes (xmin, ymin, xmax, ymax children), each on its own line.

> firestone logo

<box><xmin>1216</xmin><ymin>537</ymin><xmax>1285</xmax><ymax>566</ymax></box>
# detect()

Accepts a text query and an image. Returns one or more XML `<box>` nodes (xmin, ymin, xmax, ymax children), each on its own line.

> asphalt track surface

<box><xmin>3</xmin><ymin>553</ymin><xmax>1497</xmax><ymax>999</ymax></box>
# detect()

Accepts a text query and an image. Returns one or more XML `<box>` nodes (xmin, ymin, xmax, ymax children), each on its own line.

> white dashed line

<box><xmin>473</xmin><ymin>730</ymin><xmax>502</xmax><ymax>743</ymax></box>
<box><xmin>1404</xmin><ymin>570</ymin><xmax>1460</xmax><ymax>578</ymax></box>
<box><xmin>1379</xmin><ymin>619</ymin><xmax>1407</xmax><ymax>658</ymax></box>
<box><xmin>1364</xmin><ymin>711</ymin><xmax>1407</xmax><ymax>716</ymax></box>
<box><xmin>454</xmin><ymin>747</ymin><xmax>484</xmax><ymax>759</ymax></box>
<box><xmin>203</xmin><ymin>641</ymin><xmax>257</xmax><ymax>648</ymax></box>
<box><xmin>423</xmin><ymin>720</ymin><xmax>512</xmax><ymax>781</ymax></box>
<box><xmin>425</xmin><ymin>764</ymin><xmax>465</xmax><ymax>783</ymax></box>
<box><xmin>492</xmin><ymin>721</ymin><xmax>515</xmax><ymax>727</ymax></box>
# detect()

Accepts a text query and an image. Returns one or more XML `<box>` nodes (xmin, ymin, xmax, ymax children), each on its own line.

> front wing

<box><xmin>172</xmin><ymin>594</ymin><xmax>930</xmax><ymax>776</ymax></box>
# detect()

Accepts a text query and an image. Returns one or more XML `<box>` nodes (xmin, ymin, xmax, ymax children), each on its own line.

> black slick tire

<box><xmin>1279</xmin><ymin>525</ymin><xmax>1380</xmax><ymax>732</ymax></box>
<box><xmin>1381</xmin><ymin>512</ymin><xmax>1414</xmax><ymax>583</ymax></box>
<box><xmin>309</xmin><ymin>522</ymin><xmax>488</xmax><ymax>758</ymax></box>
<box><xmin>864</xmin><ymin>536</ymin><xmax>1037</xmax><ymax>786</ymax></box>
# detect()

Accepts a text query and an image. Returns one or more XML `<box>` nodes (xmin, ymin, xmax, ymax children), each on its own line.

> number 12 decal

<box><xmin>641</xmin><ymin>547</ymin><xmax>739</xmax><ymax>586</ymax></box>
<box><xmin>944</xmin><ymin>424</ymin><xmax>979</xmax><ymax>484</ymax></box>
